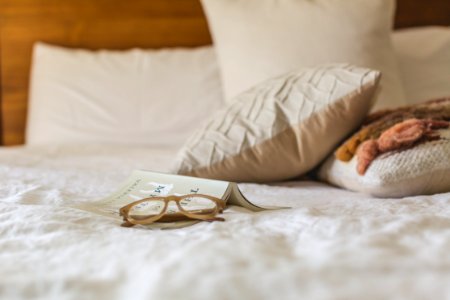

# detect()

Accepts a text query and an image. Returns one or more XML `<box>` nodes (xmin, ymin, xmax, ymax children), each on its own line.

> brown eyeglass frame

<box><xmin>119</xmin><ymin>194</ymin><xmax>226</xmax><ymax>227</ymax></box>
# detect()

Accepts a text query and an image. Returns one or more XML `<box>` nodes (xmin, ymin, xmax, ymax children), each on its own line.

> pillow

<box><xmin>318</xmin><ymin>129</ymin><xmax>450</xmax><ymax>198</ymax></box>
<box><xmin>173</xmin><ymin>64</ymin><xmax>381</xmax><ymax>183</ymax></box>
<box><xmin>392</xmin><ymin>26</ymin><xmax>450</xmax><ymax>105</ymax></box>
<box><xmin>318</xmin><ymin>99</ymin><xmax>450</xmax><ymax>198</ymax></box>
<box><xmin>200</xmin><ymin>0</ymin><xmax>405</xmax><ymax>110</ymax></box>
<box><xmin>27</xmin><ymin>42</ymin><xmax>224</xmax><ymax>147</ymax></box>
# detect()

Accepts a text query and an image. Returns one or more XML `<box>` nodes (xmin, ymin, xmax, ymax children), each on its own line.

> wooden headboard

<box><xmin>0</xmin><ymin>0</ymin><xmax>449</xmax><ymax>145</ymax></box>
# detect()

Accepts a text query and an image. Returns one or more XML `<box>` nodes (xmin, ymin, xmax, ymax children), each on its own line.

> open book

<box><xmin>75</xmin><ymin>170</ymin><xmax>268</xmax><ymax>228</ymax></box>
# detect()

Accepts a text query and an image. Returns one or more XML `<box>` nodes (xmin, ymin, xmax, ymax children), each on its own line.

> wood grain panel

<box><xmin>0</xmin><ymin>0</ymin><xmax>449</xmax><ymax>145</ymax></box>
<box><xmin>396</xmin><ymin>0</ymin><xmax>450</xmax><ymax>28</ymax></box>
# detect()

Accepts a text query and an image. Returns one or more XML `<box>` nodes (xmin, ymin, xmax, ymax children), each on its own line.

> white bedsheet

<box><xmin>0</xmin><ymin>145</ymin><xmax>449</xmax><ymax>300</ymax></box>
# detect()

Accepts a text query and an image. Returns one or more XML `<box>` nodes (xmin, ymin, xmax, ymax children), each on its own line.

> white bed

<box><xmin>1</xmin><ymin>144</ymin><xmax>449</xmax><ymax>300</ymax></box>
<box><xmin>1</xmin><ymin>1</ymin><xmax>450</xmax><ymax>299</ymax></box>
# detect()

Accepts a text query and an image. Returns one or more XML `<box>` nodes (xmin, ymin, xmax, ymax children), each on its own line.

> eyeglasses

<box><xmin>119</xmin><ymin>194</ymin><xmax>226</xmax><ymax>227</ymax></box>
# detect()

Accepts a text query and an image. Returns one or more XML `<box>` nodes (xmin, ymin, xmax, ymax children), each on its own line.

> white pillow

<box><xmin>27</xmin><ymin>43</ymin><xmax>224</xmax><ymax>147</ymax></box>
<box><xmin>200</xmin><ymin>0</ymin><xmax>406</xmax><ymax>110</ymax></box>
<box><xmin>392</xmin><ymin>26</ymin><xmax>450</xmax><ymax>104</ymax></box>
<box><xmin>319</xmin><ymin>129</ymin><xmax>450</xmax><ymax>198</ymax></box>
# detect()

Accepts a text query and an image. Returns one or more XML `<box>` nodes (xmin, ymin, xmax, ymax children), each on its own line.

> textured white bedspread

<box><xmin>0</xmin><ymin>145</ymin><xmax>449</xmax><ymax>300</ymax></box>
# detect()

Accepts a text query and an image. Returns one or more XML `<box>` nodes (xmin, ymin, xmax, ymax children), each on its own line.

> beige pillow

<box><xmin>173</xmin><ymin>64</ymin><xmax>381</xmax><ymax>182</ymax></box>
<box><xmin>201</xmin><ymin>0</ymin><xmax>405</xmax><ymax>110</ymax></box>
<box><xmin>318</xmin><ymin>129</ymin><xmax>450</xmax><ymax>198</ymax></box>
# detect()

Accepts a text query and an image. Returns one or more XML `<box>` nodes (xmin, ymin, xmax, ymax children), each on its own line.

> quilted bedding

<box><xmin>0</xmin><ymin>145</ymin><xmax>449</xmax><ymax>300</ymax></box>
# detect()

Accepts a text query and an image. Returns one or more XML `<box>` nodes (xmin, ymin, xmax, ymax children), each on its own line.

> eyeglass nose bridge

<box><xmin>164</xmin><ymin>195</ymin><xmax>182</xmax><ymax>202</ymax></box>
<box><xmin>161</xmin><ymin>196</ymin><xmax>187</xmax><ymax>213</ymax></box>
<box><xmin>163</xmin><ymin>196</ymin><xmax>185</xmax><ymax>211</ymax></box>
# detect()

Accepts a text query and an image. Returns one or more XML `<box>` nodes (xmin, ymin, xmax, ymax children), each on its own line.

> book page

<box><xmin>228</xmin><ymin>183</ymin><xmax>265</xmax><ymax>212</ymax></box>
<box><xmin>74</xmin><ymin>170</ymin><xmax>231</xmax><ymax>220</ymax></box>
